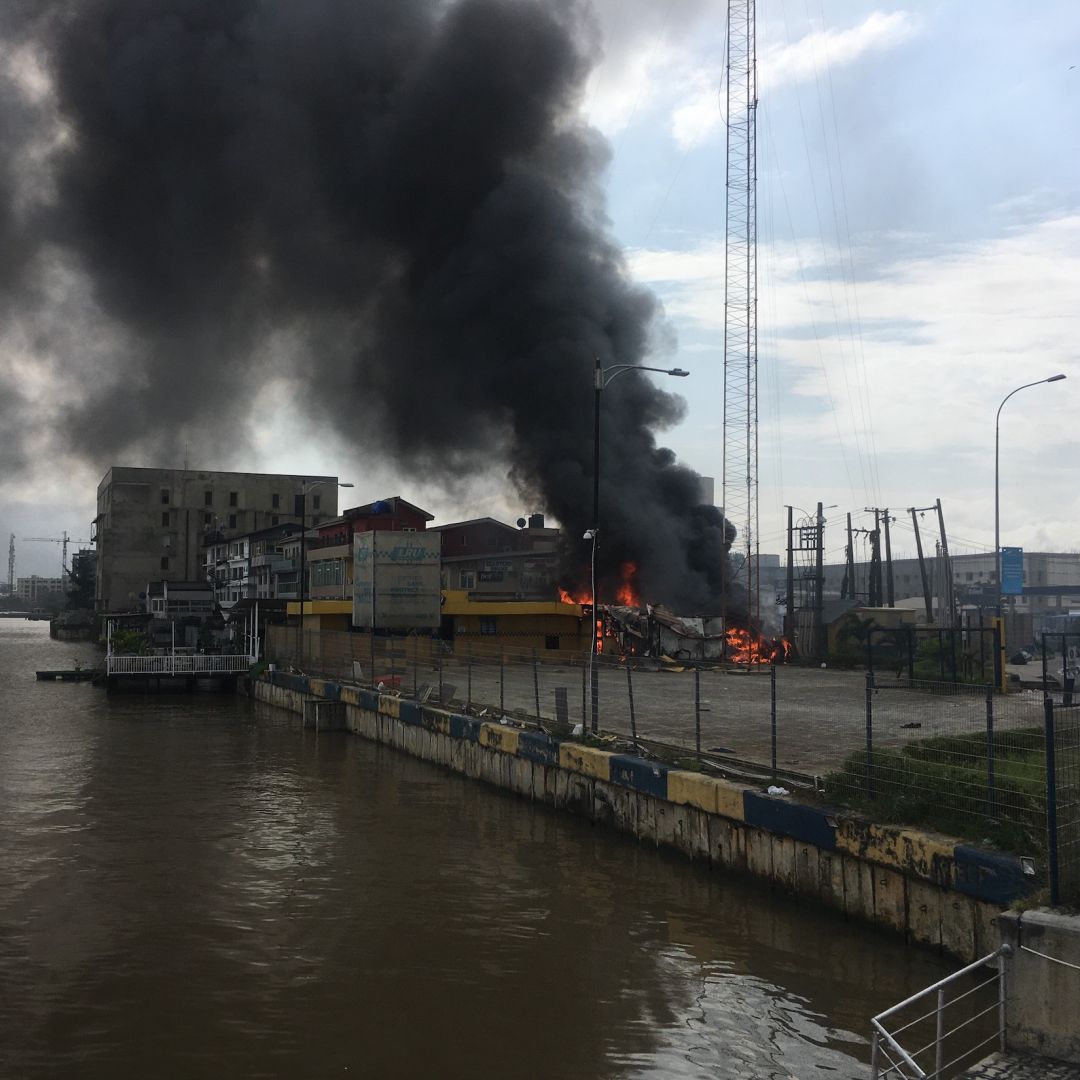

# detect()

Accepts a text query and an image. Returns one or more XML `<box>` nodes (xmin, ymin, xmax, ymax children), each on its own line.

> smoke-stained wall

<box><xmin>0</xmin><ymin>0</ymin><xmax>735</xmax><ymax>613</ymax></box>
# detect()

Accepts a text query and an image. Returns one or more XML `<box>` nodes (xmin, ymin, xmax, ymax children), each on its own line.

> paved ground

<box><xmin>958</xmin><ymin>1050</ymin><xmax>1080</xmax><ymax>1078</ymax></box>
<box><xmin>364</xmin><ymin>652</ymin><xmax>1051</xmax><ymax>777</ymax></box>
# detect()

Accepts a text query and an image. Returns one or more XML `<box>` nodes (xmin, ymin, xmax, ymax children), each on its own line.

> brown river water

<box><xmin>0</xmin><ymin>620</ymin><xmax>954</xmax><ymax>1079</ymax></box>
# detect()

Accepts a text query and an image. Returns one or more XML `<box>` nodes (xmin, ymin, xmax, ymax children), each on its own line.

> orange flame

<box><xmin>725</xmin><ymin>627</ymin><xmax>790</xmax><ymax>665</ymax></box>
<box><xmin>615</xmin><ymin>562</ymin><xmax>640</xmax><ymax>607</ymax></box>
<box><xmin>558</xmin><ymin>586</ymin><xmax>592</xmax><ymax>605</ymax></box>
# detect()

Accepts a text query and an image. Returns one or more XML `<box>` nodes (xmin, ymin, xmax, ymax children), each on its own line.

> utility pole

<box><xmin>909</xmin><ymin>507</ymin><xmax>934</xmax><ymax>623</ymax></box>
<box><xmin>840</xmin><ymin>513</ymin><xmax>855</xmax><ymax>599</ymax></box>
<box><xmin>721</xmin><ymin>0</ymin><xmax>759</xmax><ymax>632</ymax></box>
<box><xmin>883</xmin><ymin>510</ymin><xmax>895</xmax><ymax>607</ymax></box>
<box><xmin>867</xmin><ymin>509</ymin><xmax>882</xmax><ymax>607</ymax></box>
<box><xmin>934</xmin><ymin>498</ymin><xmax>956</xmax><ymax>629</ymax></box>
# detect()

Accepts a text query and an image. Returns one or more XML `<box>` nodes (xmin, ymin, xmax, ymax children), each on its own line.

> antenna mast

<box><xmin>722</xmin><ymin>0</ymin><xmax>759</xmax><ymax>631</ymax></box>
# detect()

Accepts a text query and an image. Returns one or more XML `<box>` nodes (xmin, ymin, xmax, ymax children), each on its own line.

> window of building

<box><xmin>272</xmin><ymin>493</ymin><xmax>280</xmax><ymax>509</ymax></box>
<box><xmin>313</xmin><ymin>494</ymin><xmax>321</xmax><ymax>510</ymax></box>
<box><xmin>204</xmin><ymin>490</ymin><xmax>213</xmax><ymax>506</ymax></box>
<box><xmin>401</xmin><ymin>526</ymin><xmax>416</xmax><ymax>532</ymax></box>
<box><xmin>204</xmin><ymin>513</ymin><xmax>212</xmax><ymax>526</ymax></box>
<box><xmin>229</xmin><ymin>491</ymin><xmax>238</xmax><ymax>507</ymax></box>
<box><xmin>459</xmin><ymin>570</ymin><xmax>476</xmax><ymax>589</ymax></box>
<box><xmin>480</xmin><ymin>617</ymin><xmax>497</xmax><ymax>635</ymax></box>
<box><xmin>271</xmin><ymin>515</ymin><xmax>279</xmax><ymax>526</ymax></box>
<box><xmin>160</xmin><ymin>489</ymin><xmax>169</xmax><ymax>505</ymax></box>
<box><xmin>160</xmin><ymin>556</ymin><xmax>169</xmax><ymax>570</ymax></box>
<box><xmin>161</xmin><ymin>511</ymin><xmax>170</xmax><ymax>527</ymax></box>
<box><xmin>229</xmin><ymin>514</ymin><xmax>237</xmax><ymax>529</ymax></box>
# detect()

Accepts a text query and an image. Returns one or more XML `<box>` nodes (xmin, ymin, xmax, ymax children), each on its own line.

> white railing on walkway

<box><xmin>871</xmin><ymin>945</ymin><xmax>1011</xmax><ymax>1079</ymax></box>
<box><xmin>106</xmin><ymin>654</ymin><xmax>254</xmax><ymax>676</ymax></box>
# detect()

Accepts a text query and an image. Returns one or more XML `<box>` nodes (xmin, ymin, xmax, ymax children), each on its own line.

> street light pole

<box><xmin>994</xmin><ymin>374</ymin><xmax>1066</xmax><ymax>618</ymax></box>
<box><xmin>297</xmin><ymin>478</ymin><xmax>354</xmax><ymax>670</ymax></box>
<box><xmin>588</xmin><ymin>359</ymin><xmax>689</xmax><ymax>733</ymax></box>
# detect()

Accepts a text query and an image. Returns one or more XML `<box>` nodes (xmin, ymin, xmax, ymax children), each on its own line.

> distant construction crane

<box><xmin>722</xmin><ymin>0</ymin><xmax>759</xmax><ymax>631</ymax></box>
<box><xmin>22</xmin><ymin>531</ymin><xmax>92</xmax><ymax>584</ymax></box>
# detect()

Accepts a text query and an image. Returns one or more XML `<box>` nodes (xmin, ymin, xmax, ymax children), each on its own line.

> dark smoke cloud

<box><xmin>0</xmin><ymin>0</ymin><xmax>734</xmax><ymax>612</ymax></box>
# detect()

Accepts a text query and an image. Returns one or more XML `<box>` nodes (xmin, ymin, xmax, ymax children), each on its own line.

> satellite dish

<box><xmin>516</xmin><ymin>517</ymin><xmax>527</xmax><ymax>529</ymax></box>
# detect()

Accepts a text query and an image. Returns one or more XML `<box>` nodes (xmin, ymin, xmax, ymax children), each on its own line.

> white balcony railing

<box><xmin>106</xmin><ymin>654</ymin><xmax>254</xmax><ymax>676</ymax></box>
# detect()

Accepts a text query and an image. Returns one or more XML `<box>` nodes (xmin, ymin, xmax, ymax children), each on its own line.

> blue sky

<box><xmin>4</xmin><ymin>0</ymin><xmax>1079</xmax><ymax>577</ymax></box>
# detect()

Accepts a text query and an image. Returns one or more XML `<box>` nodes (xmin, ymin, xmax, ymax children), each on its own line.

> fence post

<box><xmin>413</xmin><ymin>638</ymin><xmax>418</xmax><ymax>699</ymax></box>
<box><xmin>1045</xmin><ymin>694</ymin><xmax>1061</xmax><ymax>906</ymax></box>
<box><xmin>467</xmin><ymin>644</ymin><xmax>472</xmax><ymax>712</ymax></box>
<box><xmin>532</xmin><ymin>649</ymin><xmax>540</xmax><ymax>719</ymax></box>
<box><xmin>369</xmin><ymin>633</ymin><xmax>375</xmax><ymax>688</ymax></box>
<box><xmin>500</xmin><ymin>648</ymin><xmax>505</xmax><ymax>715</ymax></box>
<box><xmin>986</xmin><ymin>684</ymin><xmax>996</xmax><ymax>817</ymax></box>
<box><xmin>770</xmin><ymin>663</ymin><xmax>778</xmax><ymax>778</ymax></box>
<box><xmin>626</xmin><ymin>662</ymin><xmax>637</xmax><ymax>751</ymax></box>
<box><xmin>438</xmin><ymin>648</ymin><xmax>443</xmax><ymax>702</ymax></box>
<box><xmin>590</xmin><ymin>661</ymin><xmax>599</xmax><ymax>735</ymax></box>
<box><xmin>694</xmin><ymin>666</ymin><xmax>702</xmax><ymax>756</ymax></box>
<box><xmin>865</xmin><ymin>670</ymin><xmax>875</xmax><ymax>800</ymax></box>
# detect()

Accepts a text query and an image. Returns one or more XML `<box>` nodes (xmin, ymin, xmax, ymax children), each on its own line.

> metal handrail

<box><xmin>870</xmin><ymin>945</ymin><xmax>1011</xmax><ymax>1079</ymax></box>
<box><xmin>106</xmin><ymin>654</ymin><xmax>254</xmax><ymax>675</ymax></box>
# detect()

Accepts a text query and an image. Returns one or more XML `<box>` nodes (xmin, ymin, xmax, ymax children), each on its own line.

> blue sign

<box><xmin>1001</xmin><ymin>547</ymin><xmax>1024</xmax><ymax>595</ymax></box>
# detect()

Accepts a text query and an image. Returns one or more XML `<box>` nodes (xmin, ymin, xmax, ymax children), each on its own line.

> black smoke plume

<box><xmin>0</xmin><ymin>0</ymin><xmax>736</xmax><ymax>612</ymax></box>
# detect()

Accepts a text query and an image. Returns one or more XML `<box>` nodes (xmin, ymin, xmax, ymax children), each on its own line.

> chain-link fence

<box><xmin>264</xmin><ymin>626</ymin><xmax>1078</xmax><ymax>895</ymax></box>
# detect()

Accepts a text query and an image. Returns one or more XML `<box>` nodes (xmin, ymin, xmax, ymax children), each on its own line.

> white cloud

<box><xmin>667</xmin><ymin>10</ymin><xmax>921</xmax><ymax>150</ymax></box>
<box><xmin>629</xmin><ymin>212</ymin><xmax>1080</xmax><ymax>552</ymax></box>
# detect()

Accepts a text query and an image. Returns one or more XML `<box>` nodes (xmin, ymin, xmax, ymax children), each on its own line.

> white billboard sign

<box><xmin>353</xmin><ymin>531</ymin><xmax>442</xmax><ymax>629</ymax></box>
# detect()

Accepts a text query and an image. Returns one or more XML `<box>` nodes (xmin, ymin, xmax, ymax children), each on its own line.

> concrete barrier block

<box><xmin>479</xmin><ymin>723</ymin><xmax>520</xmax><ymax>756</ymax></box>
<box><xmin>837</xmin><ymin>821</ymin><xmax>955</xmax><ymax>887</ymax></box>
<box><xmin>954</xmin><ymin>846</ymin><xmax>1030</xmax><ymax>905</ymax></box>
<box><xmin>610</xmin><ymin>755</ymin><xmax>669</xmax><ymax>800</ymax></box>
<box><xmin>518</xmin><ymin>730</ymin><xmax>560</xmax><ymax>767</ymax></box>
<box><xmin>422</xmin><ymin>708</ymin><xmax>450</xmax><ymax>735</ymax></box>
<box><xmin>359</xmin><ymin>689</ymin><xmax>380</xmax><ymax>712</ymax></box>
<box><xmin>559</xmin><ymin>743</ymin><xmax>612</xmax><ymax>781</ymax></box>
<box><xmin>667</xmin><ymin>771</ymin><xmax>720</xmax><ymax>815</ymax></box>
<box><xmin>715</xmin><ymin>781</ymin><xmax>747</xmax><ymax>822</ymax></box>
<box><xmin>743</xmin><ymin>793</ymin><xmax>837</xmax><ymax>850</ymax></box>
<box><xmin>872</xmin><ymin>866</ymin><xmax>908</xmax><ymax>933</ymax></box>
<box><xmin>449</xmin><ymin>714</ymin><xmax>480</xmax><ymax>742</ymax></box>
<box><xmin>378</xmin><ymin>695</ymin><xmax>400</xmax><ymax>719</ymax></box>
<box><xmin>973</xmin><ymin>899</ymin><xmax>1001</xmax><ymax>957</ymax></box>
<box><xmin>906</xmin><ymin>878</ymin><xmax>944</xmax><ymax>949</ymax></box>
<box><xmin>399</xmin><ymin>700</ymin><xmax>422</xmax><ymax>727</ymax></box>
<box><xmin>340</xmin><ymin>686</ymin><xmax>361</xmax><ymax>707</ymax></box>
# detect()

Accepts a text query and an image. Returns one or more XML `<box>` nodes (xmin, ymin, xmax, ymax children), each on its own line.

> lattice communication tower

<box><xmin>721</xmin><ymin>0</ymin><xmax>759</xmax><ymax>630</ymax></box>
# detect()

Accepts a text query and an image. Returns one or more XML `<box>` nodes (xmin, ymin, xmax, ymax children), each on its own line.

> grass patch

<box><xmin>823</xmin><ymin>727</ymin><xmax>1047</xmax><ymax>854</ymax></box>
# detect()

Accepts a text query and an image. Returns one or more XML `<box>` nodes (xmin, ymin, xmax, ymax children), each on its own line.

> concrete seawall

<box><xmin>252</xmin><ymin>672</ymin><xmax>1035</xmax><ymax>962</ymax></box>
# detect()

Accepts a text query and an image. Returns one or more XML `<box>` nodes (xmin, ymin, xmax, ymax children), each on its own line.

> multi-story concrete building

<box><xmin>205</xmin><ymin>522</ymin><xmax>304</xmax><ymax>606</ymax></box>
<box><xmin>16</xmin><ymin>575</ymin><xmax>65</xmax><ymax>603</ymax></box>
<box><xmin>306</xmin><ymin>497</ymin><xmax>433</xmax><ymax>602</ymax></box>
<box><xmin>93</xmin><ymin>467</ymin><xmax>338</xmax><ymax>612</ymax></box>
<box><xmin>432</xmin><ymin>515</ymin><xmax>560</xmax><ymax>601</ymax></box>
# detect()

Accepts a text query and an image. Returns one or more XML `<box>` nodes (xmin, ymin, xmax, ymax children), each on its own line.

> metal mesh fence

<box><xmin>264</xmin><ymin>626</ymin><xmax>1079</xmax><ymax>888</ymax></box>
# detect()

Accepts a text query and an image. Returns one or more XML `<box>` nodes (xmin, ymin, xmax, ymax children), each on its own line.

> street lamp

<box><xmin>588</xmin><ymin>358</ymin><xmax>689</xmax><ymax>733</ymax></box>
<box><xmin>994</xmin><ymin>374</ymin><xmax>1066</xmax><ymax>617</ymax></box>
<box><xmin>298</xmin><ymin>479</ymin><xmax>354</xmax><ymax>668</ymax></box>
